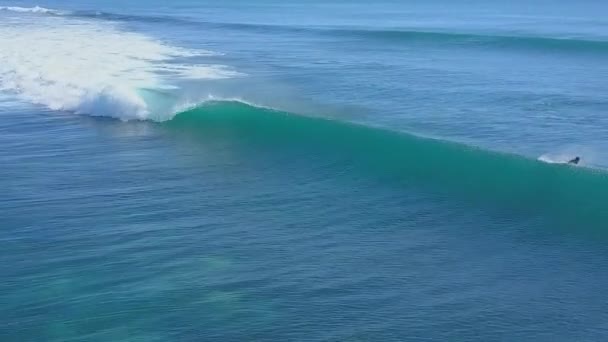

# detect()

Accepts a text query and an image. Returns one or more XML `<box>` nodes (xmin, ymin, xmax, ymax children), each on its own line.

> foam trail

<box><xmin>538</xmin><ymin>146</ymin><xmax>599</xmax><ymax>168</ymax></box>
<box><xmin>0</xmin><ymin>11</ymin><xmax>242</xmax><ymax>120</ymax></box>
<box><xmin>538</xmin><ymin>154</ymin><xmax>572</xmax><ymax>165</ymax></box>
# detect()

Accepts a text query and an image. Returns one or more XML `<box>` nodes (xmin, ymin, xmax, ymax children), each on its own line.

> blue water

<box><xmin>2</xmin><ymin>1</ymin><xmax>608</xmax><ymax>340</ymax></box>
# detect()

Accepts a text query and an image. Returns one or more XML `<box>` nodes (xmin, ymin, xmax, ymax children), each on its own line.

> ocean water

<box><xmin>2</xmin><ymin>0</ymin><xmax>608</xmax><ymax>340</ymax></box>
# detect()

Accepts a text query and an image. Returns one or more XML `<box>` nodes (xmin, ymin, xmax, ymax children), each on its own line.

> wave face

<box><xmin>0</xmin><ymin>10</ymin><xmax>241</xmax><ymax>120</ymax></box>
<box><xmin>168</xmin><ymin>101</ymin><xmax>608</xmax><ymax>231</ymax></box>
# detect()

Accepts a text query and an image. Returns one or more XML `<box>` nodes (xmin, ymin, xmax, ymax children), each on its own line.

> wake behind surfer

<box><xmin>568</xmin><ymin>156</ymin><xmax>580</xmax><ymax>165</ymax></box>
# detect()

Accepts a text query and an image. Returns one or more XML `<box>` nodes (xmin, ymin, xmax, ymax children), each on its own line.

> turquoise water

<box><xmin>2</xmin><ymin>1</ymin><xmax>608</xmax><ymax>340</ymax></box>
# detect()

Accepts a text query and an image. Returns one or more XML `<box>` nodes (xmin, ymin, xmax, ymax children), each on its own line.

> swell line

<box><xmin>6</xmin><ymin>6</ymin><xmax>606</xmax><ymax>54</ymax></box>
<box><xmin>69</xmin><ymin>10</ymin><xmax>608</xmax><ymax>54</ymax></box>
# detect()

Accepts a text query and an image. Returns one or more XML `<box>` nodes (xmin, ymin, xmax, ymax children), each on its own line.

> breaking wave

<box><xmin>0</xmin><ymin>8</ymin><xmax>242</xmax><ymax>120</ymax></box>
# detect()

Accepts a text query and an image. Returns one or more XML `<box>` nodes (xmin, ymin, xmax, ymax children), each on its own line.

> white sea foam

<box><xmin>538</xmin><ymin>146</ymin><xmax>599</xmax><ymax>167</ymax></box>
<box><xmin>538</xmin><ymin>154</ymin><xmax>571</xmax><ymax>164</ymax></box>
<box><xmin>0</xmin><ymin>5</ymin><xmax>65</xmax><ymax>15</ymax></box>
<box><xmin>0</xmin><ymin>13</ymin><xmax>242</xmax><ymax>120</ymax></box>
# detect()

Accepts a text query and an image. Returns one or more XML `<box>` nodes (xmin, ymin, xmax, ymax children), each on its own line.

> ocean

<box><xmin>1</xmin><ymin>1</ymin><xmax>608</xmax><ymax>340</ymax></box>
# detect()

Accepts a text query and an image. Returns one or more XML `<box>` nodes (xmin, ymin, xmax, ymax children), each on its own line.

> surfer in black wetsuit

<box><xmin>568</xmin><ymin>156</ymin><xmax>580</xmax><ymax>165</ymax></box>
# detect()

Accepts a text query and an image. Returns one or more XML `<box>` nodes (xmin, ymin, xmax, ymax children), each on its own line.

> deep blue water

<box><xmin>1</xmin><ymin>1</ymin><xmax>608</xmax><ymax>341</ymax></box>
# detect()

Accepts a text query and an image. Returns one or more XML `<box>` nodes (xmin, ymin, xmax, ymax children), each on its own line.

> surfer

<box><xmin>568</xmin><ymin>156</ymin><xmax>580</xmax><ymax>165</ymax></box>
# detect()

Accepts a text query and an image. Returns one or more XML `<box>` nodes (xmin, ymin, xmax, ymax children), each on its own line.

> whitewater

<box><xmin>0</xmin><ymin>8</ymin><xmax>242</xmax><ymax>120</ymax></box>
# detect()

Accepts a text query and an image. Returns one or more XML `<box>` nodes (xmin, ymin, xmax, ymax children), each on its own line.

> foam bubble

<box><xmin>0</xmin><ymin>12</ymin><xmax>242</xmax><ymax>120</ymax></box>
